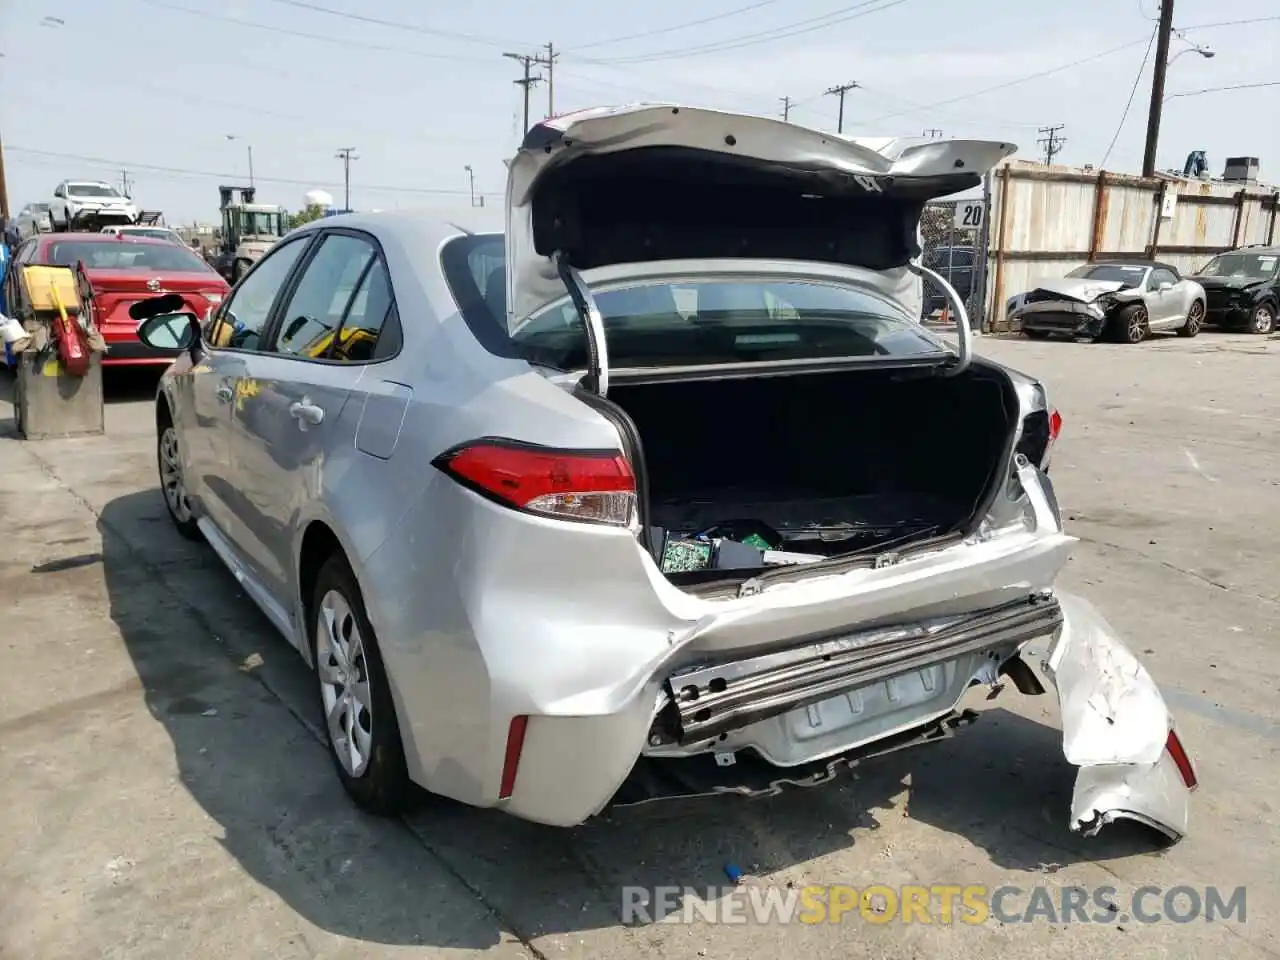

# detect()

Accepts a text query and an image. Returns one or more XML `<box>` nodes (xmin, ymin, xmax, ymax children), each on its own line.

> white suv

<box><xmin>50</xmin><ymin>180</ymin><xmax>138</xmax><ymax>231</ymax></box>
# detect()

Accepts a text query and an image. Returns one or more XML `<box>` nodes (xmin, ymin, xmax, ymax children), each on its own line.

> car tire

<box><xmin>1176</xmin><ymin>300</ymin><xmax>1204</xmax><ymax>338</ymax></box>
<box><xmin>1247</xmin><ymin>301</ymin><xmax>1276</xmax><ymax>335</ymax></box>
<box><xmin>156</xmin><ymin>411</ymin><xmax>203</xmax><ymax>542</ymax></box>
<box><xmin>310</xmin><ymin>552</ymin><xmax>411</xmax><ymax>817</ymax></box>
<box><xmin>1112</xmin><ymin>303</ymin><xmax>1149</xmax><ymax>344</ymax></box>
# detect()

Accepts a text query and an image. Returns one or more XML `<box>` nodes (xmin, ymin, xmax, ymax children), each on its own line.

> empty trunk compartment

<box><xmin>606</xmin><ymin>362</ymin><xmax>1019</xmax><ymax>582</ymax></box>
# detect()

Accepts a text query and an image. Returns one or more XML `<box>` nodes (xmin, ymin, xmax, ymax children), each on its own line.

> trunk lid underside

<box><xmin>504</xmin><ymin>104</ymin><xmax>1015</xmax><ymax>326</ymax></box>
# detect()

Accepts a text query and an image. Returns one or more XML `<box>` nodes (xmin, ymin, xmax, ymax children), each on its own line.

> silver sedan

<box><xmin>134</xmin><ymin>104</ymin><xmax>1196</xmax><ymax>840</ymax></box>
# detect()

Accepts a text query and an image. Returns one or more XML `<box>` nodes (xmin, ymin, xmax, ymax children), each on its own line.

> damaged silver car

<box><xmin>1014</xmin><ymin>260</ymin><xmax>1206</xmax><ymax>344</ymax></box>
<box><xmin>138</xmin><ymin>104</ymin><xmax>1196</xmax><ymax>841</ymax></box>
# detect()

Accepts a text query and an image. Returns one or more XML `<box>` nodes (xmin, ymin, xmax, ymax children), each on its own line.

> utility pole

<box><xmin>1142</xmin><ymin>0</ymin><xmax>1176</xmax><ymax>177</ymax></box>
<box><xmin>534</xmin><ymin>42</ymin><xmax>558</xmax><ymax>118</ymax></box>
<box><xmin>922</xmin><ymin>128</ymin><xmax>943</xmax><ymax>139</ymax></box>
<box><xmin>824</xmin><ymin>81</ymin><xmax>859</xmax><ymax>134</ymax></box>
<box><xmin>335</xmin><ymin>147</ymin><xmax>357</xmax><ymax>211</ymax></box>
<box><xmin>504</xmin><ymin>52</ymin><xmax>543</xmax><ymax>135</ymax></box>
<box><xmin>779</xmin><ymin>96</ymin><xmax>792</xmax><ymax>122</ymax></box>
<box><xmin>120</xmin><ymin>169</ymin><xmax>133</xmax><ymax>197</ymax></box>
<box><xmin>226</xmin><ymin>135</ymin><xmax>254</xmax><ymax>188</ymax></box>
<box><xmin>1037</xmin><ymin>125</ymin><xmax>1066</xmax><ymax>164</ymax></box>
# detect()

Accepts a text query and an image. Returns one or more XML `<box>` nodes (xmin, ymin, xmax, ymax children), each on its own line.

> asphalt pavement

<box><xmin>1</xmin><ymin>330</ymin><xmax>1277</xmax><ymax>959</ymax></box>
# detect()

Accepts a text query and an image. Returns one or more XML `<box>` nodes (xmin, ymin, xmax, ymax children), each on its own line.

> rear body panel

<box><xmin>88</xmin><ymin>269</ymin><xmax>228</xmax><ymax>366</ymax></box>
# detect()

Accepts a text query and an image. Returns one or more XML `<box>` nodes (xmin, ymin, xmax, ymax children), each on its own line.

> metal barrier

<box><xmin>919</xmin><ymin>187</ymin><xmax>992</xmax><ymax>331</ymax></box>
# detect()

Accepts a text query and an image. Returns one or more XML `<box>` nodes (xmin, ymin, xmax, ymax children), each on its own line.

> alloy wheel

<box><xmin>159</xmin><ymin>426</ymin><xmax>192</xmax><ymax>523</ymax></box>
<box><xmin>1127</xmin><ymin>307</ymin><xmax>1149</xmax><ymax>343</ymax></box>
<box><xmin>1185</xmin><ymin>301</ymin><xmax>1203</xmax><ymax>335</ymax></box>
<box><xmin>1253</xmin><ymin>304</ymin><xmax>1276</xmax><ymax>335</ymax></box>
<box><xmin>316</xmin><ymin>590</ymin><xmax>374</xmax><ymax>778</ymax></box>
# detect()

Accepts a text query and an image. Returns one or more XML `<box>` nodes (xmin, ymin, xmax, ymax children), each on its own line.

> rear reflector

<box><xmin>499</xmin><ymin>715</ymin><xmax>529</xmax><ymax>800</ymax></box>
<box><xmin>1165</xmin><ymin>729</ymin><xmax>1198</xmax><ymax>791</ymax></box>
<box><xmin>433</xmin><ymin>439</ymin><xmax>637</xmax><ymax>526</ymax></box>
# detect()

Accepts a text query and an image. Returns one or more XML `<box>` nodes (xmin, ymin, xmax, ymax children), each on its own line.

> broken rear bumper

<box><xmin>1045</xmin><ymin>592</ymin><xmax>1197</xmax><ymax>842</ymax></box>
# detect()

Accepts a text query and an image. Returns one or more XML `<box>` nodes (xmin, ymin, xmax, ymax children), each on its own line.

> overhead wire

<box><xmin>858</xmin><ymin>36</ymin><xmax>1153</xmax><ymax>125</ymax></box>
<box><xmin>1165</xmin><ymin>79</ymin><xmax>1280</xmax><ymax>100</ymax></box>
<box><xmin>1099</xmin><ymin>24</ymin><xmax>1158</xmax><ymax>169</ymax></box>
<box><xmin>3</xmin><ymin>147</ymin><xmax>501</xmax><ymax>197</ymax></box>
<box><xmin>565</xmin><ymin>0</ymin><xmax>783</xmax><ymax>50</ymax></box>
<box><xmin>575</xmin><ymin>0</ymin><xmax>909</xmax><ymax>64</ymax></box>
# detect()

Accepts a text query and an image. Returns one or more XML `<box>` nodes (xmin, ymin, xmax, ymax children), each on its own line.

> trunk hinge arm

<box><xmin>909</xmin><ymin>259</ymin><xmax>973</xmax><ymax>376</ymax></box>
<box><xmin>554</xmin><ymin>250</ymin><xmax>610</xmax><ymax>396</ymax></box>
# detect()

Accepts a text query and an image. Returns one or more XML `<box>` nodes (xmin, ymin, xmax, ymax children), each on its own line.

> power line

<box><xmin>3</xmin><ymin>145</ymin><xmax>498</xmax><ymax>197</ymax></box>
<box><xmin>567</xmin><ymin>0</ymin><xmax>782</xmax><ymax>50</ymax></box>
<box><xmin>859</xmin><ymin>36</ymin><xmax>1152</xmax><ymax>126</ymax></box>
<box><xmin>257</xmin><ymin>0</ymin><xmax>520</xmax><ymax>47</ymax></box>
<box><xmin>1100</xmin><ymin>24</ymin><xmax>1157</xmax><ymax>169</ymax></box>
<box><xmin>825</xmin><ymin>81</ymin><xmax>860</xmax><ymax>134</ymax></box>
<box><xmin>139</xmin><ymin>0</ymin><xmax>488</xmax><ymax>64</ymax></box>
<box><xmin>1165</xmin><ymin>79</ymin><xmax>1280</xmax><ymax>101</ymax></box>
<box><xmin>1037</xmin><ymin>125</ymin><xmax>1066</xmax><ymax>165</ymax></box>
<box><xmin>579</xmin><ymin>0</ymin><xmax>908</xmax><ymax>64</ymax></box>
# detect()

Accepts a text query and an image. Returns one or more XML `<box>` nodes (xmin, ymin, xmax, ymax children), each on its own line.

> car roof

<box><xmin>287</xmin><ymin>208</ymin><xmax>504</xmax><ymax>252</ymax></box>
<box><xmin>1231</xmin><ymin>245</ymin><xmax>1280</xmax><ymax>256</ymax></box>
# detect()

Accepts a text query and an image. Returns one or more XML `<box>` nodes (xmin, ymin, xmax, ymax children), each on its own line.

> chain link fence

<box><xmin>918</xmin><ymin>195</ymin><xmax>991</xmax><ymax>330</ymax></box>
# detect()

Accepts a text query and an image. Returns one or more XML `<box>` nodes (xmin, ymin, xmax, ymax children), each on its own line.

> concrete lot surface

<box><xmin>1</xmin><ymin>332</ymin><xmax>1277</xmax><ymax>959</ymax></box>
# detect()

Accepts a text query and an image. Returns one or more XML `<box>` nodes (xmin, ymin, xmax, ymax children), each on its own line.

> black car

<box><xmin>1191</xmin><ymin>246</ymin><xmax>1279</xmax><ymax>335</ymax></box>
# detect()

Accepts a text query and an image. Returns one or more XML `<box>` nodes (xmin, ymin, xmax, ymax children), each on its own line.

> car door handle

<box><xmin>289</xmin><ymin>400</ymin><xmax>325</xmax><ymax>427</ymax></box>
<box><xmin>215</xmin><ymin>384</ymin><xmax>234</xmax><ymax>402</ymax></box>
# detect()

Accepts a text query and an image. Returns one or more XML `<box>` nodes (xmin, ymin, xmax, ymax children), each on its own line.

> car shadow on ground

<box><xmin>94</xmin><ymin>487</ymin><xmax>1170</xmax><ymax>949</ymax></box>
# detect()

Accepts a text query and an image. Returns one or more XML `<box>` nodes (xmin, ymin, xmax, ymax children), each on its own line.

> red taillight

<box><xmin>1166</xmin><ymin>729</ymin><xmax>1198</xmax><ymax>791</ymax></box>
<box><xmin>434</xmin><ymin>439</ymin><xmax>637</xmax><ymax>526</ymax></box>
<box><xmin>1049</xmin><ymin>408</ymin><xmax>1063</xmax><ymax>443</ymax></box>
<box><xmin>498</xmin><ymin>715</ymin><xmax>529</xmax><ymax>800</ymax></box>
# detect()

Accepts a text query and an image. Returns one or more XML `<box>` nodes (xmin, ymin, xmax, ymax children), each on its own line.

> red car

<box><xmin>31</xmin><ymin>233</ymin><xmax>230</xmax><ymax>366</ymax></box>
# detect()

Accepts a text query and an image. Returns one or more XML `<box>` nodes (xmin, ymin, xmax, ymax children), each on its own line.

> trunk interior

<box><xmin>606</xmin><ymin>363</ymin><xmax>1018</xmax><ymax>584</ymax></box>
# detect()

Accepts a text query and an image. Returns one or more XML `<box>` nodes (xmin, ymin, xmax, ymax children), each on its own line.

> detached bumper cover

<box><xmin>1045</xmin><ymin>592</ymin><xmax>1195</xmax><ymax>841</ymax></box>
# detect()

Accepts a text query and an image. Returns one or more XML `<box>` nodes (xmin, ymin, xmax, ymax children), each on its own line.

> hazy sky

<box><xmin>2</xmin><ymin>0</ymin><xmax>1276</xmax><ymax>222</ymax></box>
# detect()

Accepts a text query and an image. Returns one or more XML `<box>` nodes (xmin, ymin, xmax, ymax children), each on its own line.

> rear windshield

<box><xmin>121</xmin><ymin>228</ymin><xmax>178</xmax><ymax>241</ymax></box>
<box><xmin>46</xmin><ymin>240</ymin><xmax>213</xmax><ymax>273</ymax></box>
<box><xmin>1195</xmin><ymin>252</ymin><xmax>1279</xmax><ymax>281</ymax></box>
<box><xmin>441</xmin><ymin>234</ymin><xmax>947</xmax><ymax>369</ymax></box>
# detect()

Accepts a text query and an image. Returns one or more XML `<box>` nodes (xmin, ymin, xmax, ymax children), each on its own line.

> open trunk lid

<box><xmin>504</xmin><ymin>104</ymin><xmax>1015</xmax><ymax>387</ymax></box>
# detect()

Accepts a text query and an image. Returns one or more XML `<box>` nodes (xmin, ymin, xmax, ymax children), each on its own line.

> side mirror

<box><xmin>136</xmin><ymin>312</ymin><xmax>200</xmax><ymax>352</ymax></box>
<box><xmin>1158</xmin><ymin>281</ymin><xmax>1173</xmax><ymax>291</ymax></box>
